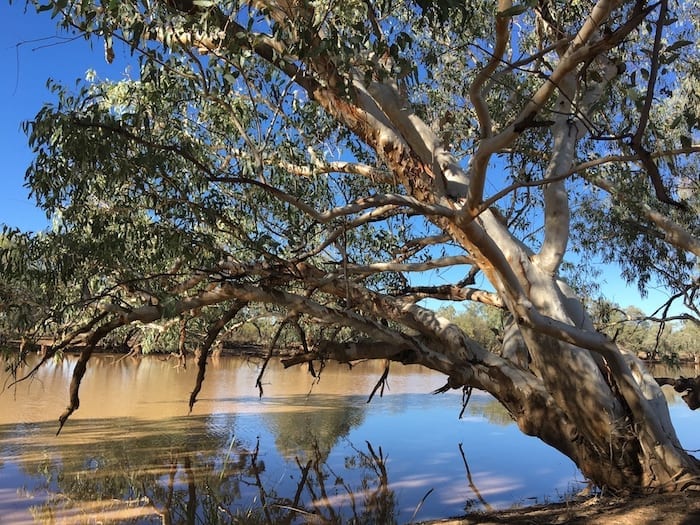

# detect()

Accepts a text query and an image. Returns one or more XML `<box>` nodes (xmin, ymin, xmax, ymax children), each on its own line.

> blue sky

<box><xmin>0</xmin><ymin>4</ymin><xmax>690</xmax><ymax>317</ymax></box>
<box><xmin>1</xmin><ymin>3</ymin><xmax>132</xmax><ymax>231</ymax></box>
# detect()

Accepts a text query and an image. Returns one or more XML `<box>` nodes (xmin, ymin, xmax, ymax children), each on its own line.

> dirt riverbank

<box><xmin>422</xmin><ymin>492</ymin><xmax>700</xmax><ymax>524</ymax></box>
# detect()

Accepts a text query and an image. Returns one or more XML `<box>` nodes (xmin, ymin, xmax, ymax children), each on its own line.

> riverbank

<box><xmin>422</xmin><ymin>492</ymin><xmax>700</xmax><ymax>524</ymax></box>
<box><xmin>4</xmin><ymin>339</ymin><xmax>699</xmax><ymax>365</ymax></box>
<box><xmin>1</xmin><ymin>339</ymin><xmax>290</xmax><ymax>358</ymax></box>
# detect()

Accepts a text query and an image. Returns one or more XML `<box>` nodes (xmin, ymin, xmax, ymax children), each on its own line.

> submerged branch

<box><xmin>189</xmin><ymin>302</ymin><xmax>245</xmax><ymax>412</ymax></box>
<box><xmin>57</xmin><ymin>314</ymin><xmax>131</xmax><ymax>434</ymax></box>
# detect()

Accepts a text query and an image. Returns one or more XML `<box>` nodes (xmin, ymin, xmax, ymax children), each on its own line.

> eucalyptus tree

<box><xmin>5</xmin><ymin>0</ymin><xmax>700</xmax><ymax>493</ymax></box>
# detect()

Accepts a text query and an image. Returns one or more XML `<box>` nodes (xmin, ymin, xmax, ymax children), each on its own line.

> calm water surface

<box><xmin>0</xmin><ymin>354</ymin><xmax>697</xmax><ymax>524</ymax></box>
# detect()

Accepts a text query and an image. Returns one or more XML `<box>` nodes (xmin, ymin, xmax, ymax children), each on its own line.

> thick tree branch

<box><xmin>280</xmin><ymin>313</ymin><xmax>583</xmax><ymax>462</ymax></box>
<box><xmin>466</xmin><ymin>0</ymin><xmax>642</xmax><ymax>210</ymax></box>
<box><xmin>280</xmin><ymin>160</ymin><xmax>392</xmax><ymax>183</ymax></box>
<box><xmin>537</xmin><ymin>54</ymin><xmax>621</xmax><ymax>274</ymax></box>
<box><xmin>400</xmin><ymin>284</ymin><xmax>504</xmax><ymax>307</ymax></box>
<box><xmin>533</xmin><ymin>71</ymin><xmax>576</xmax><ymax>274</ymax></box>
<box><xmin>469</xmin><ymin>0</ymin><xmax>512</xmax><ymax>140</ymax></box>
<box><xmin>628</xmin><ymin>1</ymin><xmax>683</xmax><ymax>208</ymax></box>
<box><xmin>367</xmin><ymin>80</ymin><xmax>469</xmax><ymax>199</ymax></box>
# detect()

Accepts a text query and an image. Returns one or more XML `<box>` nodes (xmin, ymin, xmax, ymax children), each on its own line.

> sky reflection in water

<box><xmin>0</xmin><ymin>354</ymin><xmax>697</xmax><ymax>524</ymax></box>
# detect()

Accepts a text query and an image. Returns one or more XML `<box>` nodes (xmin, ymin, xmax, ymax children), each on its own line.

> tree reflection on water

<box><xmin>7</xmin><ymin>356</ymin><xmax>689</xmax><ymax>522</ymax></box>
<box><xmin>2</xmin><ymin>413</ymin><xmax>400</xmax><ymax>524</ymax></box>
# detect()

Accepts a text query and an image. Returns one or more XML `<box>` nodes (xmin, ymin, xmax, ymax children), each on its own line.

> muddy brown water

<box><xmin>0</xmin><ymin>355</ymin><xmax>697</xmax><ymax>524</ymax></box>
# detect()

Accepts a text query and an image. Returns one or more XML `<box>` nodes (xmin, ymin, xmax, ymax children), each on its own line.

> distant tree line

<box><xmin>436</xmin><ymin>300</ymin><xmax>699</xmax><ymax>364</ymax></box>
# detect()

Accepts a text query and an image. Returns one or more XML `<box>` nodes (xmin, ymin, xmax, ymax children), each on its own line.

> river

<box><xmin>0</xmin><ymin>354</ymin><xmax>697</xmax><ymax>524</ymax></box>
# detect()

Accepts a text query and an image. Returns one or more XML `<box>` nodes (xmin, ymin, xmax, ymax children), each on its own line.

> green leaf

<box><xmin>666</xmin><ymin>40</ymin><xmax>694</xmax><ymax>53</ymax></box>
<box><xmin>497</xmin><ymin>4</ymin><xmax>529</xmax><ymax>17</ymax></box>
<box><xmin>223</xmin><ymin>72</ymin><xmax>239</xmax><ymax>84</ymax></box>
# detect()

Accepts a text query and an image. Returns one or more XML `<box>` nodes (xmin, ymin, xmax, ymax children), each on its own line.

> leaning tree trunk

<box><xmin>427</xmin><ymin>60</ymin><xmax>700</xmax><ymax>490</ymax></box>
<box><xmin>133</xmin><ymin>0</ymin><xmax>700</xmax><ymax>492</ymax></box>
<box><xmin>283</xmin><ymin>234</ymin><xmax>700</xmax><ymax>492</ymax></box>
<box><xmin>297</xmin><ymin>269</ymin><xmax>700</xmax><ymax>491</ymax></box>
<box><xmin>484</xmin><ymin>256</ymin><xmax>698</xmax><ymax>491</ymax></box>
<box><xmin>327</xmin><ymin>62</ymin><xmax>700</xmax><ymax>497</ymax></box>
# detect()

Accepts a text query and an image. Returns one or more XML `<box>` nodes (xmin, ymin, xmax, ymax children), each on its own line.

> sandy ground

<box><xmin>422</xmin><ymin>492</ymin><xmax>700</xmax><ymax>524</ymax></box>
